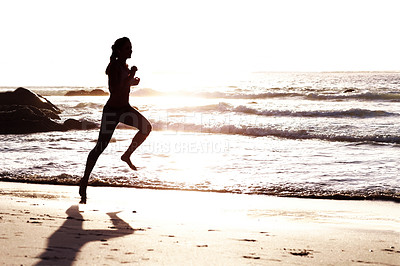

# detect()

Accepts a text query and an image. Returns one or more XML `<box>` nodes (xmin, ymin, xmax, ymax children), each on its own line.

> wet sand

<box><xmin>0</xmin><ymin>181</ymin><xmax>399</xmax><ymax>265</ymax></box>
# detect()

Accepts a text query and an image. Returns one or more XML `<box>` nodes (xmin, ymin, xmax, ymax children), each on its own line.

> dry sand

<box><xmin>0</xmin><ymin>181</ymin><xmax>399</xmax><ymax>265</ymax></box>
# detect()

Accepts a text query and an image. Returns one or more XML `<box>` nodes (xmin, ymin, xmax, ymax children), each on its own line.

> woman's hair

<box><xmin>106</xmin><ymin>37</ymin><xmax>131</xmax><ymax>75</ymax></box>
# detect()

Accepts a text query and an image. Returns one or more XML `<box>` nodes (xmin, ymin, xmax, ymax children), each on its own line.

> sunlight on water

<box><xmin>1</xmin><ymin>72</ymin><xmax>400</xmax><ymax>201</ymax></box>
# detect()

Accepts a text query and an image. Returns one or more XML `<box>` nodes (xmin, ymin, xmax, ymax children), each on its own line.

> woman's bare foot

<box><xmin>121</xmin><ymin>153</ymin><xmax>137</xmax><ymax>171</ymax></box>
<box><xmin>79</xmin><ymin>195</ymin><xmax>87</xmax><ymax>204</ymax></box>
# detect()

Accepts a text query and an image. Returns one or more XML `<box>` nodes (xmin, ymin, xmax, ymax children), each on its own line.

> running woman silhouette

<box><xmin>79</xmin><ymin>37</ymin><xmax>152</xmax><ymax>204</ymax></box>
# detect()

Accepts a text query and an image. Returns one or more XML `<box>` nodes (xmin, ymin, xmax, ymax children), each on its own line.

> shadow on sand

<box><xmin>35</xmin><ymin>205</ymin><xmax>135</xmax><ymax>265</ymax></box>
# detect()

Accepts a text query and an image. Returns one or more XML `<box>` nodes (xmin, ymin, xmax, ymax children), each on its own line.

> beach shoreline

<box><xmin>0</xmin><ymin>181</ymin><xmax>399</xmax><ymax>265</ymax></box>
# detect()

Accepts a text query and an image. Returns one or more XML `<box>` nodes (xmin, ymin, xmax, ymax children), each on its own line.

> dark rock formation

<box><xmin>343</xmin><ymin>88</ymin><xmax>356</xmax><ymax>93</ymax></box>
<box><xmin>63</xmin><ymin>119</ymin><xmax>97</xmax><ymax>130</ymax></box>
<box><xmin>0</xmin><ymin>87</ymin><xmax>97</xmax><ymax>134</ymax></box>
<box><xmin>0</xmin><ymin>87</ymin><xmax>61</xmax><ymax>113</ymax></box>
<box><xmin>65</xmin><ymin>89</ymin><xmax>108</xmax><ymax>96</ymax></box>
<box><xmin>0</xmin><ymin>105</ymin><xmax>63</xmax><ymax>134</ymax></box>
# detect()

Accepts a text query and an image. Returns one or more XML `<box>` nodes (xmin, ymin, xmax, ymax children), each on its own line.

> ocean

<box><xmin>1</xmin><ymin>72</ymin><xmax>400</xmax><ymax>201</ymax></box>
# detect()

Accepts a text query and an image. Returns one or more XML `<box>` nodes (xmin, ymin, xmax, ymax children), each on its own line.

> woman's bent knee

<box><xmin>138</xmin><ymin>120</ymin><xmax>152</xmax><ymax>136</ymax></box>
<box><xmin>144</xmin><ymin>122</ymin><xmax>152</xmax><ymax>136</ymax></box>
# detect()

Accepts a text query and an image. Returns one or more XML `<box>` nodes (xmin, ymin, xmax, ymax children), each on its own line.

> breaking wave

<box><xmin>168</xmin><ymin>103</ymin><xmax>398</xmax><ymax>118</ymax></box>
<box><xmin>198</xmin><ymin>91</ymin><xmax>400</xmax><ymax>101</ymax></box>
<box><xmin>1</xmin><ymin>172</ymin><xmax>398</xmax><ymax>202</ymax></box>
<box><xmin>150</xmin><ymin>120</ymin><xmax>400</xmax><ymax>144</ymax></box>
<box><xmin>73</xmin><ymin>102</ymin><xmax>104</xmax><ymax>109</ymax></box>
<box><xmin>130</xmin><ymin>88</ymin><xmax>400</xmax><ymax>102</ymax></box>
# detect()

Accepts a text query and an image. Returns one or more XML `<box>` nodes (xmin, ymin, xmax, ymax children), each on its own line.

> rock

<box><xmin>0</xmin><ymin>87</ymin><xmax>60</xmax><ymax>113</ymax></box>
<box><xmin>0</xmin><ymin>87</ymin><xmax>98</xmax><ymax>134</ymax></box>
<box><xmin>0</xmin><ymin>105</ymin><xmax>65</xmax><ymax>134</ymax></box>
<box><xmin>0</xmin><ymin>89</ymin><xmax>65</xmax><ymax>134</ymax></box>
<box><xmin>65</xmin><ymin>89</ymin><xmax>108</xmax><ymax>96</ymax></box>
<box><xmin>0</xmin><ymin>105</ymin><xmax>60</xmax><ymax>120</ymax></box>
<box><xmin>63</xmin><ymin>119</ymin><xmax>97</xmax><ymax>130</ymax></box>
<box><xmin>343</xmin><ymin>88</ymin><xmax>355</xmax><ymax>93</ymax></box>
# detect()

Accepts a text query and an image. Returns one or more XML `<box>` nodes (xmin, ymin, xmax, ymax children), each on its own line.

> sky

<box><xmin>0</xmin><ymin>0</ymin><xmax>400</xmax><ymax>86</ymax></box>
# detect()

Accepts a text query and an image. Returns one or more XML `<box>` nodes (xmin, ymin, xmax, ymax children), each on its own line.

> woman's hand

<box><xmin>130</xmin><ymin>66</ymin><xmax>138</xmax><ymax>74</ymax></box>
<box><xmin>132</xmin><ymin>77</ymin><xmax>140</xmax><ymax>86</ymax></box>
<box><xmin>129</xmin><ymin>66</ymin><xmax>139</xmax><ymax>86</ymax></box>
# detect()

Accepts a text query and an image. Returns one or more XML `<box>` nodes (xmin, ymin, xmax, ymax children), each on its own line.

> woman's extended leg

<box><xmin>79</xmin><ymin>137</ymin><xmax>113</xmax><ymax>202</ymax></box>
<box><xmin>79</xmin><ymin>108</ymin><xmax>118</xmax><ymax>203</ymax></box>
<box><xmin>120</xmin><ymin>107</ymin><xmax>152</xmax><ymax>170</ymax></box>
